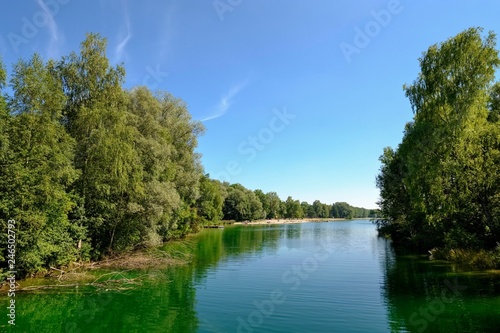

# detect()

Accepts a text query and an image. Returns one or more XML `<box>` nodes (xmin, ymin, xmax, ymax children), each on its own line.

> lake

<box><xmin>4</xmin><ymin>220</ymin><xmax>500</xmax><ymax>332</ymax></box>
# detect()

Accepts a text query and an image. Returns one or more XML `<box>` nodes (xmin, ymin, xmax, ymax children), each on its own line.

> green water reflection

<box><xmin>382</xmin><ymin>248</ymin><xmax>500</xmax><ymax>332</ymax></box>
<box><xmin>2</xmin><ymin>221</ymin><xmax>499</xmax><ymax>332</ymax></box>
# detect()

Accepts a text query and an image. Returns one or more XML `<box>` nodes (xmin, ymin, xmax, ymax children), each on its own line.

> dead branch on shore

<box><xmin>42</xmin><ymin>249</ymin><xmax>185</xmax><ymax>281</ymax></box>
<box><xmin>20</xmin><ymin>271</ymin><xmax>164</xmax><ymax>292</ymax></box>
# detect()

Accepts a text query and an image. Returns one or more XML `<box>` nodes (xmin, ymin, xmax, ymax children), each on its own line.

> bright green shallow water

<box><xmin>3</xmin><ymin>220</ymin><xmax>500</xmax><ymax>332</ymax></box>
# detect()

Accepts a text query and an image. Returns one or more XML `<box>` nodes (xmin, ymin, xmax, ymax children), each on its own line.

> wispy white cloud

<box><xmin>115</xmin><ymin>33</ymin><xmax>131</xmax><ymax>61</ymax></box>
<box><xmin>202</xmin><ymin>81</ymin><xmax>248</xmax><ymax>122</ymax></box>
<box><xmin>36</xmin><ymin>0</ymin><xmax>59</xmax><ymax>41</ymax></box>
<box><xmin>36</xmin><ymin>0</ymin><xmax>62</xmax><ymax>57</ymax></box>
<box><xmin>114</xmin><ymin>0</ymin><xmax>132</xmax><ymax>63</ymax></box>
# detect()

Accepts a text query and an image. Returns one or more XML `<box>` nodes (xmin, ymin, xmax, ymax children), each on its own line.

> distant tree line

<box><xmin>0</xmin><ymin>33</ymin><xmax>373</xmax><ymax>277</ymax></box>
<box><xmin>376</xmin><ymin>28</ymin><xmax>500</xmax><ymax>262</ymax></box>
<box><xmin>207</xmin><ymin>181</ymin><xmax>377</xmax><ymax>221</ymax></box>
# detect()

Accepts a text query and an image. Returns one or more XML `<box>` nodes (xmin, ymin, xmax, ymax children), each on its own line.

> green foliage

<box><xmin>222</xmin><ymin>184</ymin><xmax>263</xmax><ymax>221</ymax></box>
<box><xmin>0</xmin><ymin>34</ymin><xmax>205</xmax><ymax>276</ymax></box>
<box><xmin>265</xmin><ymin>192</ymin><xmax>282</xmax><ymax>219</ymax></box>
<box><xmin>56</xmin><ymin>34</ymin><xmax>143</xmax><ymax>255</ymax></box>
<box><xmin>253</xmin><ymin>189</ymin><xmax>268</xmax><ymax>218</ymax></box>
<box><xmin>432</xmin><ymin>248</ymin><xmax>500</xmax><ymax>269</ymax></box>
<box><xmin>312</xmin><ymin>200</ymin><xmax>329</xmax><ymax>218</ymax></box>
<box><xmin>0</xmin><ymin>34</ymin><xmax>374</xmax><ymax>277</ymax></box>
<box><xmin>376</xmin><ymin>27</ymin><xmax>500</xmax><ymax>255</ymax></box>
<box><xmin>284</xmin><ymin>196</ymin><xmax>303</xmax><ymax>219</ymax></box>
<box><xmin>219</xmin><ymin>187</ymin><xmax>373</xmax><ymax>221</ymax></box>
<box><xmin>301</xmin><ymin>201</ymin><xmax>314</xmax><ymax>218</ymax></box>
<box><xmin>329</xmin><ymin>202</ymin><xmax>374</xmax><ymax>219</ymax></box>
<box><xmin>1</xmin><ymin>54</ymin><xmax>81</xmax><ymax>275</ymax></box>
<box><xmin>0</xmin><ymin>58</ymin><xmax>10</xmax><ymax>267</ymax></box>
<box><xmin>196</xmin><ymin>175</ymin><xmax>224</xmax><ymax>223</ymax></box>
<box><xmin>488</xmin><ymin>82</ymin><xmax>500</xmax><ymax>122</ymax></box>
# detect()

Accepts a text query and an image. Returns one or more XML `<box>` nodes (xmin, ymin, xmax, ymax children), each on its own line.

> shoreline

<box><xmin>233</xmin><ymin>218</ymin><xmax>347</xmax><ymax>225</ymax></box>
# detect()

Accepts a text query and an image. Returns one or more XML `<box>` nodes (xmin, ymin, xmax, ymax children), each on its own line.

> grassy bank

<box><xmin>429</xmin><ymin>246</ymin><xmax>500</xmax><ymax>269</ymax></box>
<box><xmin>0</xmin><ymin>237</ymin><xmax>198</xmax><ymax>292</ymax></box>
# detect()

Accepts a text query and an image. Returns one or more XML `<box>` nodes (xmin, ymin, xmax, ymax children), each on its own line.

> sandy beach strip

<box><xmin>233</xmin><ymin>218</ymin><xmax>346</xmax><ymax>225</ymax></box>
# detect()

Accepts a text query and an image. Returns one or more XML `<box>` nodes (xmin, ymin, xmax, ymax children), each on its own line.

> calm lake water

<box><xmin>4</xmin><ymin>220</ymin><xmax>500</xmax><ymax>332</ymax></box>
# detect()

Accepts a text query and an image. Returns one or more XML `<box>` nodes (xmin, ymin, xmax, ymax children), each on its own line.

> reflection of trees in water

<box><xmin>14</xmin><ymin>267</ymin><xmax>198</xmax><ymax>333</ymax></box>
<box><xmin>223</xmin><ymin>225</ymin><xmax>282</xmax><ymax>255</ymax></box>
<box><xmin>191</xmin><ymin>226</ymin><xmax>282</xmax><ymax>281</ymax></box>
<box><xmin>12</xmin><ymin>226</ymin><xmax>284</xmax><ymax>333</ymax></box>
<box><xmin>285</xmin><ymin>223</ymin><xmax>303</xmax><ymax>249</ymax></box>
<box><xmin>379</xmin><ymin>239</ymin><xmax>500</xmax><ymax>333</ymax></box>
<box><xmin>285</xmin><ymin>223</ymin><xmax>302</xmax><ymax>239</ymax></box>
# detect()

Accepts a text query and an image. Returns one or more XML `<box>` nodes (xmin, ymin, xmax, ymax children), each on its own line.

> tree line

<box><xmin>0</xmin><ymin>33</ymin><xmax>372</xmax><ymax>277</ymax></box>
<box><xmin>208</xmin><ymin>181</ymin><xmax>376</xmax><ymax>222</ymax></box>
<box><xmin>376</xmin><ymin>27</ymin><xmax>500</xmax><ymax>264</ymax></box>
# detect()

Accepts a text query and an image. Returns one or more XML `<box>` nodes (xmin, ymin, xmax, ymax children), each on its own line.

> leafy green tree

<box><xmin>156</xmin><ymin>91</ymin><xmax>204</xmax><ymax>236</ymax></box>
<box><xmin>284</xmin><ymin>196</ymin><xmax>303</xmax><ymax>219</ymax></box>
<box><xmin>56</xmin><ymin>33</ymin><xmax>144</xmax><ymax>255</ymax></box>
<box><xmin>265</xmin><ymin>192</ymin><xmax>282</xmax><ymax>219</ymax></box>
<box><xmin>0</xmin><ymin>57</ymin><xmax>12</xmax><ymax>271</ymax></box>
<box><xmin>254</xmin><ymin>189</ymin><xmax>269</xmax><ymax>218</ymax></box>
<box><xmin>488</xmin><ymin>82</ymin><xmax>500</xmax><ymax>123</ymax></box>
<box><xmin>377</xmin><ymin>27</ymin><xmax>500</xmax><ymax>251</ymax></box>
<box><xmin>197</xmin><ymin>175</ymin><xmax>223</xmax><ymax>223</ymax></box>
<box><xmin>312</xmin><ymin>200</ymin><xmax>330</xmax><ymax>218</ymax></box>
<box><xmin>156</xmin><ymin>91</ymin><xmax>204</xmax><ymax>207</ymax></box>
<box><xmin>248</xmin><ymin>191</ymin><xmax>265</xmax><ymax>220</ymax></box>
<box><xmin>126</xmin><ymin>86</ymin><xmax>205</xmax><ymax>240</ymax></box>
<box><xmin>0</xmin><ymin>54</ymin><xmax>82</xmax><ymax>275</ymax></box>
<box><xmin>301</xmin><ymin>201</ymin><xmax>315</xmax><ymax>218</ymax></box>
<box><xmin>223</xmin><ymin>186</ymin><xmax>247</xmax><ymax>221</ymax></box>
<box><xmin>127</xmin><ymin>87</ymin><xmax>171</xmax><ymax>243</ymax></box>
<box><xmin>223</xmin><ymin>184</ymin><xmax>263</xmax><ymax>221</ymax></box>
<box><xmin>332</xmin><ymin>202</ymin><xmax>353</xmax><ymax>219</ymax></box>
<box><xmin>0</xmin><ymin>56</ymin><xmax>9</xmax><ymax>175</ymax></box>
<box><xmin>279</xmin><ymin>200</ymin><xmax>287</xmax><ymax>219</ymax></box>
<box><xmin>330</xmin><ymin>204</ymin><xmax>339</xmax><ymax>218</ymax></box>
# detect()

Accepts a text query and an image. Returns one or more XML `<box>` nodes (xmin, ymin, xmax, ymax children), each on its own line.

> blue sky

<box><xmin>1</xmin><ymin>1</ymin><xmax>499</xmax><ymax>208</ymax></box>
